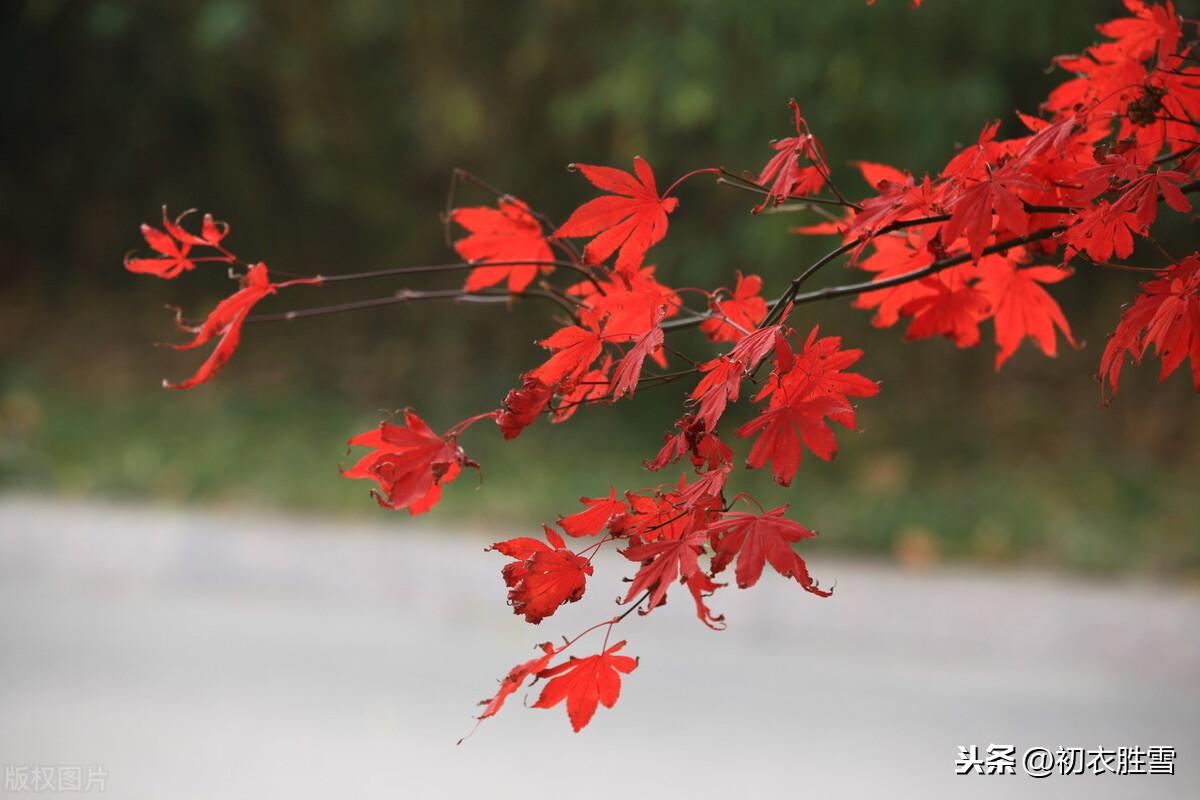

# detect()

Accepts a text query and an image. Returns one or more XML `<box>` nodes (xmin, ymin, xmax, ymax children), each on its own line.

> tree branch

<box><xmin>243</xmin><ymin>287</ymin><xmax>579</xmax><ymax>324</ymax></box>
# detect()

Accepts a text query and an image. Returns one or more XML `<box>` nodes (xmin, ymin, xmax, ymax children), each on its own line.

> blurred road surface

<box><xmin>0</xmin><ymin>496</ymin><xmax>1197</xmax><ymax>799</ymax></box>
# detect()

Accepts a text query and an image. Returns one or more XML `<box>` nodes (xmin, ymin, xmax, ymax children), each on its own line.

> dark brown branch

<box><xmin>548</xmin><ymin>369</ymin><xmax>698</xmax><ymax>414</ymax></box>
<box><xmin>669</xmin><ymin>178</ymin><xmax>1200</xmax><ymax>333</ymax></box>
<box><xmin>792</xmin><ymin>227</ymin><xmax>1064</xmax><ymax>306</ymax></box>
<box><xmin>716</xmin><ymin>168</ymin><xmax>855</xmax><ymax>208</ymax></box>
<box><xmin>315</xmin><ymin>258</ymin><xmax>605</xmax><ymax>294</ymax></box>
<box><xmin>243</xmin><ymin>287</ymin><xmax>578</xmax><ymax>324</ymax></box>
<box><xmin>717</xmin><ymin>167</ymin><xmax>1078</xmax><ymax>217</ymax></box>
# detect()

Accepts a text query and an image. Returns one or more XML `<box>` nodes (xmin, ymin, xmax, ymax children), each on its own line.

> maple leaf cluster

<box><xmin>788</xmin><ymin>0</ymin><xmax>1198</xmax><ymax>381</ymax></box>
<box><xmin>123</xmin><ymin>0</ymin><xmax>1198</xmax><ymax>736</ymax></box>
<box><xmin>124</xmin><ymin>208</ymin><xmax>321</xmax><ymax>389</ymax></box>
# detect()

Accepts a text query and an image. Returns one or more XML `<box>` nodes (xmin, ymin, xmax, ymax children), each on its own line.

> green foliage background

<box><xmin>2</xmin><ymin>0</ymin><xmax>1197</xmax><ymax>574</ymax></box>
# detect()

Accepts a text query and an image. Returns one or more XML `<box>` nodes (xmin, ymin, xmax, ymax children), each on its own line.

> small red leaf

<box><xmin>451</xmin><ymin>197</ymin><xmax>555</xmax><ymax>293</ymax></box>
<box><xmin>559</xmin><ymin>487</ymin><xmax>626</xmax><ymax>538</ymax></box>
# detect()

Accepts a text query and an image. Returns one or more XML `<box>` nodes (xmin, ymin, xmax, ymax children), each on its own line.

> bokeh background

<box><xmin>3</xmin><ymin>0</ymin><xmax>1197</xmax><ymax>573</ymax></box>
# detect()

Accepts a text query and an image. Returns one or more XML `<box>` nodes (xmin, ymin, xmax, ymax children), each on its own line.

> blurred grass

<box><xmin>5</xmin><ymin>369</ymin><xmax>1198</xmax><ymax>577</ymax></box>
<box><xmin>4</xmin><ymin>286</ymin><xmax>1199</xmax><ymax>578</ymax></box>
<box><xmin>2</xmin><ymin>0</ymin><xmax>1198</xmax><ymax>576</ymax></box>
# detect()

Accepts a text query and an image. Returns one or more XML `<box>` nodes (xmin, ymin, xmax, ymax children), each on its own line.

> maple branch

<box><xmin>663</xmin><ymin>167</ymin><xmax>722</xmax><ymax>198</ymax></box>
<box><xmin>303</xmin><ymin>258</ymin><xmax>606</xmax><ymax>294</ymax></box>
<box><xmin>759</xmin><ymin>239</ymin><xmax>859</xmax><ymax>327</ymax></box>
<box><xmin>240</xmin><ymin>287</ymin><xmax>580</xmax><ymax>324</ymax></box>
<box><xmin>790</xmin><ymin>226</ymin><xmax>1065</xmax><ymax>307</ymax></box>
<box><xmin>555</xmin><ymin>589</ymin><xmax>653</xmax><ymax>656</ymax></box>
<box><xmin>718</xmin><ymin>167</ymin><xmax>1080</xmax><ymax>218</ymax></box>
<box><xmin>808</xmin><ymin>156</ymin><xmax>862</xmax><ymax>211</ymax></box>
<box><xmin>548</xmin><ymin>368</ymin><xmax>698</xmax><ymax>415</ymax></box>
<box><xmin>715</xmin><ymin>168</ymin><xmax>855</xmax><ymax>208</ymax></box>
<box><xmin>614</xmin><ymin>590</ymin><xmax>654</xmax><ymax>623</ymax></box>
<box><xmin>786</xmin><ymin>178</ymin><xmax>1197</xmax><ymax>307</ymax></box>
<box><xmin>666</xmin><ymin>181</ymin><xmax>1199</xmax><ymax>334</ymax></box>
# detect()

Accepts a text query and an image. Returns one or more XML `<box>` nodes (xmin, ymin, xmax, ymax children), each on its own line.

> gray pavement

<box><xmin>0</xmin><ymin>496</ymin><xmax>1196</xmax><ymax>798</ymax></box>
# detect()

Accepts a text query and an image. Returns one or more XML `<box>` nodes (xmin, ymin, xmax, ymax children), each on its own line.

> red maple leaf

<box><xmin>855</xmin><ymin>160</ymin><xmax>910</xmax><ymax>190</ymax></box>
<box><xmin>496</xmin><ymin>377</ymin><xmax>554</xmax><ymax>440</ymax></box>
<box><xmin>128</xmin><ymin>222</ymin><xmax>193</xmax><ymax>279</ymax></box>
<box><xmin>852</xmin><ymin>232</ymin><xmax>937</xmax><ymax>327</ymax></box>
<box><xmin>978</xmin><ymin>254</ymin><xmax>1077</xmax><ymax>369</ymax></box>
<box><xmin>754</xmin><ymin>99</ymin><xmax>827</xmax><ymax>212</ymax></box>
<box><xmin>845</xmin><ymin>165</ymin><xmax>937</xmax><ymax>243</ymax></box>
<box><xmin>164</xmin><ymin>263</ymin><xmax>317</xmax><ymax>390</ymax></box>
<box><xmin>773</xmin><ymin>326</ymin><xmax>881</xmax><ymax>423</ymax></box>
<box><xmin>554</xmin><ymin>157</ymin><xmax>678</xmax><ymax>274</ymax></box>
<box><xmin>940</xmin><ymin>165</ymin><xmax>1043</xmax><ymax>261</ymax></box>
<box><xmin>1100</xmin><ymin>252</ymin><xmax>1200</xmax><ymax>397</ymax></box>
<box><xmin>675</xmin><ymin>465</ymin><xmax>732</xmax><ymax>510</ymax></box>
<box><xmin>559</xmin><ymin>487</ymin><xmax>627</xmax><ymax>538</ymax></box>
<box><xmin>620</xmin><ymin>523</ymin><xmax>707</xmax><ymax>613</ymax></box>
<box><xmin>1062</xmin><ymin>200</ymin><xmax>1139</xmax><ymax>262</ymax></box>
<box><xmin>685</xmin><ymin>570</ymin><xmax>726</xmax><ymax>630</ymax></box>
<box><xmin>551</xmin><ymin>356</ymin><xmax>612</xmax><ymax>424</ymax></box>
<box><xmin>689</xmin><ymin>325</ymin><xmax>789</xmax><ymax>431</ymax></box>
<box><xmin>690</xmin><ymin>357</ymin><xmax>744</xmax><ymax>432</ymax></box>
<box><xmin>900</xmin><ymin>273</ymin><xmax>992</xmax><ymax>348</ymax></box>
<box><xmin>160</xmin><ymin>206</ymin><xmax>231</xmax><ymax>247</ymax></box>
<box><xmin>704</xmin><ymin>506</ymin><xmax>829</xmax><ymax>594</ymax></box>
<box><xmin>647</xmin><ymin>414</ymin><xmax>733</xmax><ymax>473</ymax></box>
<box><xmin>1070</xmin><ymin>170</ymin><xmax>1193</xmax><ymax>259</ymax></box>
<box><xmin>736</xmin><ymin>328</ymin><xmax>876</xmax><ymax>486</ymax></box>
<box><xmin>1045</xmin><ymin>54</ymin><xmax>1148</xmax><ymax>126</ymax></box>
<box><xmin>491</xmin><ymin>526</ymin><xmax>594</xmax><ymax>624</ymax></box>
<box><xmin>126</xmin><ymin>207</ymin><xmax>231</xmax><ymax>279</ymax></box>
<box><xmin>611</xmin><ymin>480</ymin><xmax>720</xmax><ymax>543</ymax></box>
<box><xmin>737</xmin><ymin>394</ymin><xmax>852</xmax><ymax>486</ymax></box>
<box><xmin>532</xmin><ymin>641</ymin><xmax>639</xmax><ymax>731</ymax></box>
<box><xmin>342</xmin><ymin>410</ymin><xmax>477</xmax><ymax>515</ymax></box>
<box><xmin>568</xmin><ymin>264</ymin><xmax>682</xmax><ymax>342</ymax></box>
<box><xmin>1091</xmin><ymin>0</ymin><xmax>1182</xmax><ymax>64</ymax></box>
<box><xmin>1150</xmin><ymin>58</ymin><xmax>1200</xmax><ymax>160</ymax></box>
<box><xmin>474</xmin><ymin>642</ymin><xmax>557</xmax><ymax>721</ymax></box>
<box><xmin>1118</xmin><ymin>170</ymin><xmax>1192</xmax><ymax>230</ymax></box>
<box><xmin>1063</xmin><ymin>166</ymin><xmax>1192</xmax><ymax>265</ymax></box>
<box><xmin>451</xmin><ymin>197</ymin><xmax>555</xmax><ymax>293</ymax></box>
<box><xmin>527</xmin><ymin>311</ymin><xmax>605</xmax><ymax>389</ymax></box>
<box><xmin>609</xmin><ymin>319</ymin><xmax>665</xmax><ymax>401</ymax></box>
<box><xmin>700</xmin><ymin>271</ymin><xmax>769</xmax><ymax>343</ymax></box>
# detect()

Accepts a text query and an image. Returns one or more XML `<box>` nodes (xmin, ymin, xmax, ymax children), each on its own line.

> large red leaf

<box><xmin>342</xmin><ymin>410</ymin><xmax>475</xmax><ymax>515</ymax></box>
<box><xmin>704</xmin><ymin>506</ymin><xmax>829</xmax><ymax>594</ymax></box>
<box><xmin>491</xmin><ymin>526</ymin><xmax>594</xmax><ymax>624</ymax></box>
<box><xmin>451</xmin><ymin>197</ymin><xmax>555</xmax><ymax>293</ymax></box>
<box><xmin>554</xmin><ymin>157</ymin><xmax>678</xmax><ymax>274</ymax></box>
<box><xmin>978</xmin><ymin>255</ymin><xmax>1076</xmax><ymax>369</ymax></box>
<box><xmin>164</xmin><ymin>263</ymin><xmax>318</xmax><ymax>390</ymax></box>
<box><xmin>532</xmin><ymin>641</ymin><xmax>638</xmax><ymax>731</ymax></box>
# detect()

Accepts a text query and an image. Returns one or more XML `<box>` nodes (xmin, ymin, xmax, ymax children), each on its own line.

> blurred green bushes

<box><xmin>2</xmin><ymin>0</ymin><xmax>1197</xmax><ymax>575</ymax></box>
